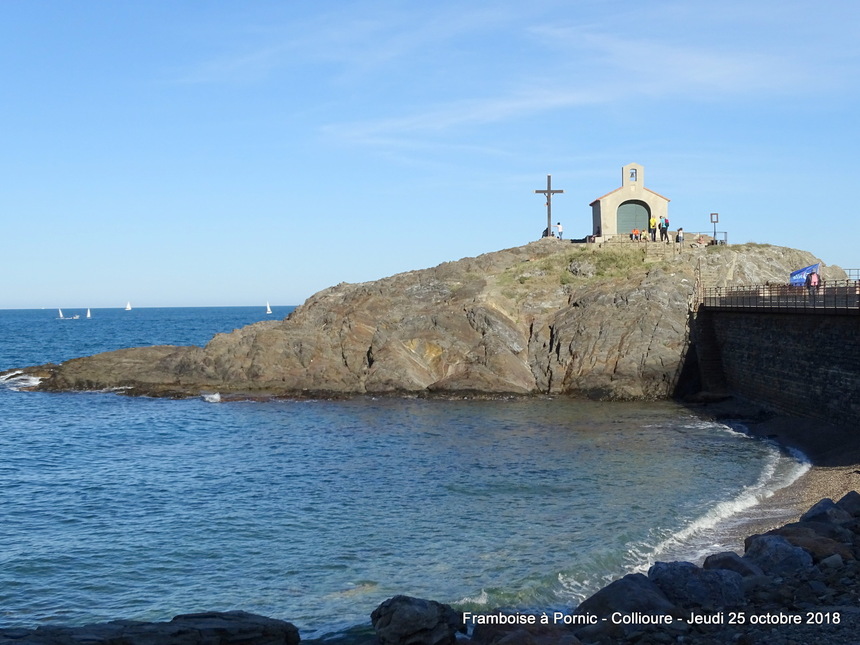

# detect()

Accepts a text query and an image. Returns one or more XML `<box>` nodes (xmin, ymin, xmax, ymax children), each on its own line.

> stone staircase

<box><xmin>598</xmin><ymin>235</ymin><xmax>682</xmax><ymax>262</ymax></box>
<box><xmin>643</xmin><ymin>241</ymin><xmax>678</xmax><ymax>263</ymax></box>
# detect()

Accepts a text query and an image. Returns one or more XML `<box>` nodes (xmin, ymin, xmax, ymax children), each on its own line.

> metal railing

<box><xmin>684</xmin><ymin>231</ymin><xmax>729</xmax><ymax>246</ymax></box>
<box><xmin>700</xmin><ymin>280</ymin><xmax>860</xmax><ymax>314</ymax></box>
<box><xmin>601</xmin><ymin>231</ymin><xmax>728</xmax><ymax>245</ymax></box>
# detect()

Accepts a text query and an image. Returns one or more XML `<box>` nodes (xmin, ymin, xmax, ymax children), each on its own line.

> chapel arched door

<box><xmin>617</xmin><ymin>201</ymin><xmax>651</xmax><ymax>234</ymax></box>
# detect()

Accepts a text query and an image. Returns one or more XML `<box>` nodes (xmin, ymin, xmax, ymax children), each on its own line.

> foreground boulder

<box><xmin>800</xmin><ymin>497</ymin><xmax>854</xmax><ymax>524</ymax></box>
<box><xmin>764</xmin><ymin>524</ymin><xmax>856</xmax><ymax>562</ymax></box>
<box><xmin>572</xmin><ymin>573</ymin><xmax>685</xmax><ymax>642</ymax></box>
<box><xmin>371</xmin><ymin>595</ymin><xmax>465</xmax><ymax>645</ymax></box>
<box><xmin>574</xmin><ymin>572</ymin><xmax>682</xmax><ymax>619</ymax></box>
<box><xmin>469</xmin><ymin>613</ymin><xmax>580</xmax><ymax>645</ymax></box>
<box><xmin>648</xmin><ymin>561</ymin><xmax>745</xmax><ymax>609</ymax></box>
<box><xmin>702</xmin><ymin>551</ymin><xmax>764</xmax><ymax>577</ymax></box>
<box><xmin>742</xmin><ymin>534</ymin><xmax>814</xmax><ymax>576</ymax></box>
<box><xmin>0</xmin><ymin>611</ymin><xmax>300</xmax><ymax>645</ymax></box>
<box><xmin>835</xmin><ymin>490</ymin><xmax>860</xmax><ymax>516</ymax></box>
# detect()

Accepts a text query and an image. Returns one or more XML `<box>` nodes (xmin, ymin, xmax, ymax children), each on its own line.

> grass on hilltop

<box><xmin>493</xmin><ymin>245</ymin><xmax>650</xmax><ymax>303</ymax></box>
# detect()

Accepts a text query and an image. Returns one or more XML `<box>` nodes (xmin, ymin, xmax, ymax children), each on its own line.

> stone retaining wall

<box><xmin>700</xmin><ymin>310</ymin><xmax>860</xmax><ymax>427</ymax></box>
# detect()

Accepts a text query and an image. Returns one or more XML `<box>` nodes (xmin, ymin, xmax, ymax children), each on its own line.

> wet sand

<box><xmin>689</xmin><ymin>397</ymin><xmax>860</xmax><ymax>545</ymax></box>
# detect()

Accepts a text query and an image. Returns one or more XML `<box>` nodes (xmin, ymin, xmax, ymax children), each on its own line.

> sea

<box><xmin>0</xmin><ymin>306</ymin><xmax>810</xmax><ymax>639</ymax></box>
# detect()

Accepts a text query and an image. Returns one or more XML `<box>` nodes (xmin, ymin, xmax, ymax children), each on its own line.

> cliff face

<box><xmin>21</xmin><ymin>241</ymin><xmax>842</xmax><ymax>399</ymax></box>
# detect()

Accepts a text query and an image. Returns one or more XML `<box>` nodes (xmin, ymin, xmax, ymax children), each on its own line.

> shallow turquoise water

<box><xmin>0</xmin><ymin>308</ymin><xmax>805</xmax><ymax>637</ymax></box>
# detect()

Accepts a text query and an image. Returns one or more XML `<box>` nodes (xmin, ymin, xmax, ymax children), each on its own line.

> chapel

<box><xmin>590</xmin><ymin>163</ymin><xmax>670</xmax><ymax>240</ymax></box>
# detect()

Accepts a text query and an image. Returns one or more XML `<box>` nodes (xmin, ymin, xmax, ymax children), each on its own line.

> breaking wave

<box><xmin>0</xmin><ymin>371</ymin><xmax>43</xmax><ymax>391</ymax></box>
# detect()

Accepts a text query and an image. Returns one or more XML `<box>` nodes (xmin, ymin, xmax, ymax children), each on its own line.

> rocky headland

<box><xmin>4</xmin><ymin>240</ymin><xmax>845</xmax><ymax>400</ymax></box>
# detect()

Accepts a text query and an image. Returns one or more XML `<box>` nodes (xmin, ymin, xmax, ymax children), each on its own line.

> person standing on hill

<box><xmin>554</xmin><ymin>222</ymin><xmax>563</xmax><ymax>239</ymax></box>
<box><xmin>649</xmin><ymin>216</ymin><xmax>657</xmax><ymax>242</ymax></box>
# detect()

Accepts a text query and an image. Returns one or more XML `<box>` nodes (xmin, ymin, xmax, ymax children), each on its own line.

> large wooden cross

<box><xmin>534</xmin><ymin>174</ymin><xmax>563</xmax><ymax>238</ymax></box>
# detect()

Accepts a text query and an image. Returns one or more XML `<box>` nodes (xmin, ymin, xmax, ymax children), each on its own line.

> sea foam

<box><xmin>0</xmin><ymin>371</ymin><xmax>43</xmax><ymax>391</ymax></box>
<box><xmin>636</xmin><ymin>422</ymin><xmax>811</xmax><ymax>567</ymax></box>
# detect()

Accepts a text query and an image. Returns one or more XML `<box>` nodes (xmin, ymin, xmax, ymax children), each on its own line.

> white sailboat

<box><xmin>86</xmin><ymin>308</ymin><xmax>91</xmax><ymax>319</ymax></box>
<box><xmin>58</xmin><ymin>308</ymin><xmax>64</xmax><ymax>319</ymax></box>
<box><xmin>58</xmin><ymin>308</ymin><xmax>79</xmax><ymax>320</ymax></box>
<box><xmin>125</xmin><ymin>302</ymin><xmax>132</xmax><ymax>311</ymax></box>
<box><xmin>266</xmin><ymin>301</ymin><xmax>272</xmax><ymax>315</ymax></box>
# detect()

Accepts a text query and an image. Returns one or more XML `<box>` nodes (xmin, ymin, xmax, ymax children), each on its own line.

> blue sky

<box><xmin>2</xmin><ymin>0</ymin><xmax>858</xmax><ymax>308</ymax></box>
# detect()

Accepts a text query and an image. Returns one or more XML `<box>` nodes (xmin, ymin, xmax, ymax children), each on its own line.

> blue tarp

<box><xmin>790</xmin><ymin>263</ymin><xmax>820</xmax><ymax>286</ymax></box>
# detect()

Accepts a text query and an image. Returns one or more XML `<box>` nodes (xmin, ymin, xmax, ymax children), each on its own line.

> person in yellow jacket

<box><xmin>649</xmin><ymin>216</ymin><xmax>657</xmax><ymax>241</ymax></box>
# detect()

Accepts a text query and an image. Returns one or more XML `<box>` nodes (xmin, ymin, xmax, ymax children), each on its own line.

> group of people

<box><xmin>652</xmin><ymin>215</ymin><xmax>671</xmax><ymax>242</ymax></box>
<box><xmin>630</xmin><ymin>221</ymin><xmax>683</xmax><ymax>245</ymax></box>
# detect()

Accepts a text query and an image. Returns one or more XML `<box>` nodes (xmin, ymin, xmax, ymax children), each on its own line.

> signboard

<box><xmin>789</xmin><ymin>263</ymin><xmax>820</xmax><ymax>286</ymax></box>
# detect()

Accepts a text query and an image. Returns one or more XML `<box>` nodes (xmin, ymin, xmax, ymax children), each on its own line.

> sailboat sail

<box><xmin>86</xmin><ymin>308</ymin><xmax>91</xmax><ymax>319</ymax></box>
<box><xmin>125</xmin><ymin>302</ymin><xmax>132</xmax><ymax>311</ymax></box>
<box><xmin>266</xmin><ymin>302</ymin><xmax>272</xmax><ymax>315</ymax></box>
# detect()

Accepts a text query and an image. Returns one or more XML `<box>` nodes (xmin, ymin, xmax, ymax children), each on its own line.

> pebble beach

<box><xmin>695</xmin><ymin>398</ymin><xmax>860</xmax><ymax>533</ymax></box>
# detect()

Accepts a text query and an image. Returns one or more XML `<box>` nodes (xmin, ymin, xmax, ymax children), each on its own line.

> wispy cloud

<box><xmin>171</xmin><ymin>0</ymin><xmax>855</xmax><ymax>159</ymax></box>
<box><xmin>323</xmin><ymin>19</ymin><xmax>822</xmax><ymax>149</ymax></box>
<box><xmin>175</xmin><ymin>44</ymin><xmax>290</xmax><ymax>84</ymax></box>
<box><xmin>322</xmin><ymin>86</ymin><xmax>608</xmax><ymax>144</ymax></box>
<box><xmin>531</xmin><ymin>25</ymin><xmax>808</xmax><ymax>96</ymax></box>
<box><xmin>172</xmin><ymin>4</ymin><xmax>519</xmax><ymax>85</ymax></box>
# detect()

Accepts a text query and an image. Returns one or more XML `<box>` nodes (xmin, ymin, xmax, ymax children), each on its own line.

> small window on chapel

<box><xmin>629</xmin><ymin>168</ymin><xmax>637</xmax><ymax>182</ymax></box>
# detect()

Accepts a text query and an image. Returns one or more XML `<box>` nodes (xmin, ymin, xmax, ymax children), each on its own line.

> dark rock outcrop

<box><xmin>742</xmin><ymin>534</ymin><xmax>815</xmax><ymax>576</ymax></box>
<box><xmin>800</xmin><ymin>497</ymin><xmax>855</xmax><ymax>524</ymax></box>
<box><xmin>648</xmin><ymin>561</ymin><xmax>745</xmax><ymax>609</ymax></box>
<box><xmin>572</xmin><ymin>572</ymin><xmax>685</xmax><ymax>642</ymax></box>
<box><xmin>702</xmin><ymin>551</ymin><xmax>765</xmax><ymax>577</ymax></box>
<box><xmin>0</xmin><ymin>611</ymin><xmax>300</xmax><ymax>645</ymax></box>
<box><xmin>5</xmin><ymin>241</ymin><xmax>843</xmax><ymax>399</ymax></box>
<box><xmin>370</xmin><ymin>595</ymin><xmax>465</xmax><ymax>645</ymax></box>
<box><xmin>469</xmin><ymin>614</ymin><xmax>579</xmax><ymax>645</ymax></box>
<box><xmin>574</xmin><ymin>572</ymin><xmax>682</xmax><ymax>619</ymax></box>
